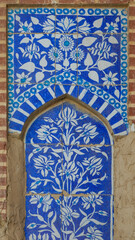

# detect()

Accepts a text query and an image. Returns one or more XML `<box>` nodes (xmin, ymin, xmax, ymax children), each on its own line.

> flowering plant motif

<box><xmin>26</xmin><ymin>104</ymin><xmax>111</xmax><ymax>194</ymax></box>
<box><xmin>26</xmin><ymin>195</ymin><xmax>108</xmax><ymax>240</ymax></box>
<box><xmin>14</xmin><ymin>14</ymin><xmax>121</xmax><ymax>99</ymax></box>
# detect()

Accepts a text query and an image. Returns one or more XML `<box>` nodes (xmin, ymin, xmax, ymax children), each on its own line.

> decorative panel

<box><xmin>8</xmin><ymin>7</ymin><xmax>128</xmax><ymax>135</ymax></box>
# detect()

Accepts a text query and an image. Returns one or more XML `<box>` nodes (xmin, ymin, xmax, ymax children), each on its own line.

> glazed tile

<box><xmin>25</xmin><ymin>104</ymin><xmax>63</xmax><ymax>144</ymax></box>
<box><xmin>14</xmin><ymin>34</ymin><xmax>56</xmax><ymax>84</ymax></box>
<box><xmin>55</xmin><ymin>84</ymin><xmax>78</xmax><ymax>99</ymax></box>
<box><xmin>56</xmin><ymin>14</ymin><xmax>77</xmax><ymax>33</ymax></box>
<box><xmin>62</xmin><ymin>102</ymin><xmax>112</xmax><ymax>145</ymax></box>
<box><xmin>61</xmin><ymin>195</ymin><xmax>113</xmax><ymax>240</ymax></box>
<box><xmin>62</xmin><ymin>144</ymin><xmax>112</xmax><ymax>194</ymax></box>
<box><xmin>25</xmin><ymin>144</ymin><xmax>63</xmax><ymax>194</ymax></box>
<box><xmin>25</xmin><ymin>194</ymin><xmax>62</xmax><ymax>240</ymax></box>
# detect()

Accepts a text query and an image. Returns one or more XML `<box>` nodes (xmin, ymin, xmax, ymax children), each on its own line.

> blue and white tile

<box><xmin>55</xmin><ymin>33</ymin><xmax>78</xmax><ymax>83</ymax></box>
<box><xmin>8</xmin><ymin>8</ymin><xmax>56</xmax><ymax>33</ymax></box>
<box><xmin>77</xmin><ymin>33</ymin><xmax>121</xmax><ymax>86</ymax></box>
<box><xmin>25</xmin><ymin>194</ymin><xmax>62</xmax><ymax>240</ymax></box>
<box><xmin>62</xmin><ymin>102</ymin><xmax>112</xmax><ymax>146</ymax></box>
<box><xmin>25</xmin><ymin>104</ymin><xmax>63</xmax><ymax>144</ymax></box>
<box><xmin>61</xmin><ymin>195</ymin><xmax>113</xmax><ymax>240</ymax></box>
<box><xmin>14</xmin><ymin>34</ymin><xmax>56</xmax><ymax>84</ymax></box>
<box><xmin>55</xmin><ymin>84</ymin><xmax>78</xmax><ymax>99</ymax></box>
<box><xmin>62</xmin><ymin>145</ymin><xmax>112</xmax><ymax>194</ymax></box>
<box><xmin>25</xmin><ymin>144</ymin><xmax>63</xmax><ymax>194</ymax></box>
<box><xmin>56</xmin><ymin>14</ymin><xmax>77</xmax><ymax>33</ymax></box>
<box><xmin>77</xmin><ymin>14</ymin><xmax>121</xmax><ymax>34</ymax></box>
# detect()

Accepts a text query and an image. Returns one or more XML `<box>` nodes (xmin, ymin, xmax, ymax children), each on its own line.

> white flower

<box><xmin>43</xmin><ymin>18</ymin><xmax>55</xmax><ymax>33</ymax></box>
<box><xmin>57</xmin><ymin>107</ymin><xmax>77</xmax><ymax>129</ymax></box>
<box><xmin>57</xmin><ymin>17</ymin><xmax>76</xmax><ymax>33</ymax></box>
<box><xmin>59</xmin><ymin>35</ymin><xmax>74</xmax><ymax>51</ymax></box>
<box><xmin>59</xmin><ymin>162</ymin><xmax>78</xmax><ymax>181</ymax></box>
<box><xmin>105</xmin><ymin>22</ymin><xmax>119</xmax><ymax>33</ymax></box>
<box><xmin>48</xmin><ymin>47</ymin><xmax>63</xmax><ymax>62</ymax></box>
<box><xmin>23</xmin><ymin>43</ymin><xmax>40</xmax><ymax>60</ymax></box>
<box><xmin>78</xmin><ymin>20</ymin><xmax>90</xmax><ymax>33</ymax></box>
<box><xmin>83</xmin><ymin>156</ymin><xmax>103</xmax><ymax>176</ymax></box>
<box><xmin>85</xmin><ymin>226</ymin><xmax>103</xmax><ymax>240</ymax></box>
<box><xmin>70</xmin><ymin>48</ymin><xmax>84</xmax><ymax>61</ymax></box>
<box><xmin>15</xmin><ymin>72</ymin><xmax>32</xmax><ymax>86</ymax></box>
<box><xmin>18</xmin><ymin>21</ymin><xmax>33</xmax><ymax>34</ymax></box>
<box><xmin>36</xmin><ymin>125</ymin><xmax>58</xmax><ymax>143</ymax></box>
<box><xmin>102</xmin><ymin>71</ymin><xmax>118</xmax><ymax>89</ymax></box>
<box><xmin>61</xmin><ymin>198</ymin><xmax>80</xmax><ymax>226</ymax></box>
<box><xmin>30</xmin><ymin>195</ymin><xmax>53</xmax><ymax>212</ymax></box>
<box><xmin>33</xmin><ymin>155</ymin><xmax>54</xmax><ymax>177</ymax></box>
<box><xmin>91</xmin><ymin>41</ymin><xmax>111</xmax><ymax>59</ymax></box>
<box><xmin>76</xmin><ymin>123</ymin><xmax>98</xmax><ymax>144</ymax></box>
<box><xmin>82</xmin><ymin>193</ymin><xmax>103</xmax><ymax>209</ymax></box>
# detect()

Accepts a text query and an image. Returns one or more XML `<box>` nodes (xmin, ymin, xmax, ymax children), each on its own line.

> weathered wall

<box><xmin>0</xmin><ymin>132</ymin><xmax>134</xmax><ymax>240</ymax></box>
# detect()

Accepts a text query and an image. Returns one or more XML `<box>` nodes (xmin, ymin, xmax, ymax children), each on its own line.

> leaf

<box><xmin>37</xmin><ymin>214</ymin><xmax>45</xmax><ymax>221</ymax></box>
<box><xmin>35</xmin><ymin>72</ymin><xmax>44</xmax><ymax>82</ymax></box>
<box><xmin>93</xmin><ymin>18</ymin><xmax>103</xmax><ymax>28</ymax></box>
<box><xmin>73</xmin><ymin>149</ymin><xmax>85</xmax><ymax>155</ymax></box>
<box><xmin>20</xmin><ymin>37</ymin><xmax>30</xmax><ymax>44</ymax></box>
<box><xmin>98</xmin><ymin>60</ymin><xmax>114</xmax><ymax>71</ymax></box>
<box><xmin>48</xmin><ymin>15</ymin><xmax>55</xmax><ymax>21</ymax></box>
<box><xmin>114</xmin><ymin>89</ymin><xmax>120</xmax><ymax>98</ymax></box>
<box><xmin>20</xmin><ymin>62</ymin><xmax>35</xmax><ymax>72</ymax></box>
<box><xmin>56</xmin><ymin>64</ymin><xmax>62</xmax><ymax>71</ymax></box>
<box><xmin>82</xmin><ymin>37</ymin><xmax>97</xmax><ymax>47</ymax></box>
<box><xmin>72</xmin><ymin>187</ymin><xmax>89</xmax><ymax>194</ymax></box>
<box><xmin>70</xmin><ymin>63</ymin><xmax>77</xmax><ymax>70</ymax></box>
<box><xmin>38</xmin><ymin>39</ymin><xmax>52</xmax><ymax>48</ymax></box>
<box><xmin>88</xmin><ymin>70</ymin><xmax>99</xmax><ymax>82</ymax></box>
<box><xmin>79</xmin><ymin>208</ymin><xmax>87</xmax><ymax>217</ymax></box>
<box><xmin>16</xmin><ymin>15</ymin><xmax>20</xmax><ymax>22</ymax></box>
<box><xmin>84</xmin><ymin>53</ymin><xmax>93</xmax><ymax>66</ymax></box>
<box><xmin>31</xmin><ymin>17</ymin><xmax>39</xmax><ymax>25</ymax></box>
<box><xmin>16</xmin><ymin>88</ymin><xmax>20</xmax><ymax>94</ymax></box>
<box><xmin>62</xmin><ymin>230</ymin><xmax>73</xmax><ymax>234</ymax></box>
<box><xmin>78</xmin><ymin>17</ymin><xmax>85</xmax><ymax>22</ymax></box>
<box><xmin>39</xmin><ymin>56</ymin><xmax>47</xmax><ymax>67</ymax></box>
<box><xmin>108</xmin><ymin>36</ymin><xmax>118</xmax><ymax>44</ymax></box>
<box><xmin>51</xmin><ymin>212</ymin><xmax>60</xmax><ymax>238</ymax></box>
<box><xmin>16</xmin><ymin>53</ymin><xmax>19</xmax><ymax>59</ymax></box>
<box><xmin>80</xmin><ymin>217</ymin><xmax>90</xmax><ymax>227</ymax></box>
<box><xmin>34</xmin><ymin>34</ymin><xmax>44</xmax><ymax>39</ymax></box>
<box><xmin>18</xmin><ymin>47</ymin><xmax>24</xmax><ymax>53</ymax></box>
<box><xmin>48</xmin><ymin>211</ymin><xmax>53</xmax><ymax>218</ymax></box>
<box><xmin>110</xmin><ymin>52</ymin><xmax>117</xmax><ymax>57</ymax></box>
<box><xmin>90</xmin><ymin>218</ymin><xmax>106</xmax><ymax>225</ymax></box>
<box><xmin>27</xmin><ymin>223</ymin><xmax>37</xmax><ymax>229</ymax></box>
<box><xmin>63</xmin><ymin>58</ymin><xmax>69</xmax><ymax>67</ymax></box>
<box><xmin>39</xmin><ymin>224</ymin><xmax>47</xmax><ymax>228</ymax></box>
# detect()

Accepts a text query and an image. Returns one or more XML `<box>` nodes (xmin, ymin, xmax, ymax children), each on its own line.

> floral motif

<box><xmin>36</xmin><ymin>125</ymin><xmax>58</xmax><ymax>143</ymax></box>
<box><xmin>82</xmin><ymin>193</ymin><xmax>103</xmax><ymax>209</ymax></box>
<box><xmin>30</xmin><ymin>195</ymin><xmax>53</xmax><ymax>212</ymax></box>
<box><xmin>23</xmin><ymin>43</ymin><xmax>40</xmax><ymax>60</ymax></box>
<box><xmin>59</xmin><ymin>35</ymin><xmax>74</xmax><ymax>52</ymax></box>
<box><xmin>18</xmin><ymin>20</ymin><xmax>33</xmax><ymax>34</ymax></box>
<box><xmin>105</xmin><ymin>22</ymin><xmax>119</xmax><ymax>33</ymax></box>
<box><xmin>76</xmin><ymin>123</ymin><xmax>98</xmax><ymax>144</ymax></box>
<box><xmin>56</xmin><ymin>17</ymin><xmax>77</xmax><ymax>33</ymax></box>
<box><xmin>33</xmin><ymin>155</ymin><xmax>54</xmax><ymax>177</ymax></box>
<box><xmin>102</xmin><ymin>71</ymin><xmax>119</xmax><ymax>88</ymax></box>
<box><xmin>82</xmin><ymin>156</ymin><xmax>103</xmax><ymax>176</ymax></box>
<box><xmin>15</xmin><ymin>72</ymin><xmax>32</xmax><ymax>85</ymax></box>
<box><xmin>85</xmin><ymin>226</ymin><xmax>103</xmax><ymax>240</ymax></box>
<box><xmin>48</xmin><ymin>47</ymin><xmax>63</xmax><ymax>62</ymax></box>
<box><xmin>91</xmin><ymin>41</ymin><xmax>111</xmax><ymax>59</ymax></box>
<box><xmin>70</xmin><ymin>48</ymin><xmax>84</xmax><ymax>61</ymax></box>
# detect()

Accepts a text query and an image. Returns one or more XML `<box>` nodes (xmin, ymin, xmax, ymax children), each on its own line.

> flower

<box><xmin>78</xmin><ymin>20</ymin><xmax>91</xmax><ymax>33</ymax></box>
<box><xmin>30</xmin><ymin>195</ymin><xmax>53</xmax><ymax>212</ymax></box>
<box><xmin>70</xmin><ymin>48</ymin><xmax>84</xmax><ymax>61</ymax></box>
<box><xmin>76</xmin><ymin>123</ymin><xmax>98</xmax><ymax>144</ymax></box>
<box><xmin>59</xmin><ymin>35</ymin><xmax>74</xmax><ymax>51</ymax></box>
<box><xmin>57</xmin><ymin>17</ymin><xmax>77</xmax><ymax>33</ymax></box>
<box><xmin>15</xmin><ymin>72</ymin><xmax>32</xmax><ymax>86</ymax></box>
<box><xmin>43</xmin><ymin>18</ymin><xmax>55</xmax><ymax>33</ymax></box>
<box><xmin>63</xmin><ymin>146</ymin><xmax>74</xmax><ymax>162</ymax></box>
<box><xmin>18</xmin><ymin>21</ymin><xmax>33</xmax><ymax>34</ymax></box>
<box><xmin>82</xmin><ymin>156</ymin><xmax>102</xmax><ymax>176</ymax></box>
<box><xmin>57</xmin><ymin>107</ymin><xmax>77</xmax><ymax>129</ymax></box>
<box><xmin>105</xmin><ymin>22</ymin><xmax>119</xmax><ymax>33</ymax></box>
<box><xmin>36</xmin><ymin>125</ymin><xmax>58</xmax><ymax>143</ymax></box>
<box><xmin>48</xmin><ymin>47</ymin><xmax>63</xmax><ymax>62</ymax></box>
<box><xmin>61</xmin><ymin>199</ymin><xmax>80</xmax><ymax>226</ymax></box>
<box><xmin>23</xmin><ymin>43</ymin><xmax>40</xmax><ymax>60</ymax></box>
<box><xmin>91</xmin><ymin>41</ymin><xmax>111</xmax><ymax>59</ymax></box>
<box><xmin>59</xmin><ymin>162</ymin><xmax>78</xmax><ymax>181</ymax></box>
<box><xmin>82</xmin><ymin>193</ymin><xmax>103</xmax><ymax>209</ymax></box>
<box><xmin>33</xmin><ymin>155</ymin><xmax>54</xmax><ymax>177</ymax></box>
<box><xmin>102</xmin><ymin>71</ymin><xmax>119</xmax><ymax>89</ymax></box>
<box><xmin>85</xmin><ymin>226</ymin><xmax>103</xmax><ymax>240</ymax></box>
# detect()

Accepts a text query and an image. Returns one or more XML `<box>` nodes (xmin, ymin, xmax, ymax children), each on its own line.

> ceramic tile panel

<box><xmin>25</xmin><ymin>144</ymin><xmax>63</xmax><ymax>194</ymax></box>
<box><xmin>8</xmin><ymin>7</ymin><xmax>128</xmax><ymax>134</ymax></box>
<box><xmin>61</xmin><ymin>195</ymin><xmax>113</xmax><ymax>240</ymax></box>
<box><xmin>25</xmin><ymin>194</ymin><xmax>62</xmax><ymax>240</ymax></box>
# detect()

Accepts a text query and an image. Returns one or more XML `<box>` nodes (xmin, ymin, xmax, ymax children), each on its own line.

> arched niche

<box><xmin>24</xmin><ymin>97</ymin><xmax>113</xmax><ymax>240</ymax></box>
